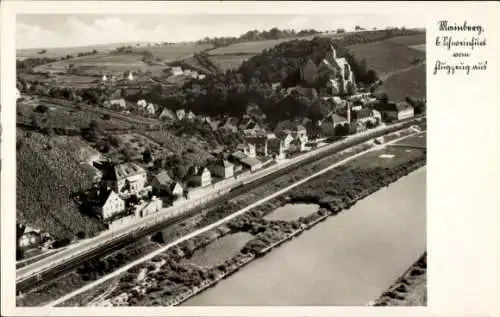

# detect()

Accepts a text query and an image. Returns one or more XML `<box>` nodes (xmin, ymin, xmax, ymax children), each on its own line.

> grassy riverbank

<box><xmin>372</xmin><ymin>253</ymin><xmax>427</xmax><ymax>306</ymax></box>
<box><xmin>78</xmin><ymin>144</ymin><xmax>426</xmax><ymax>306</ymax></box>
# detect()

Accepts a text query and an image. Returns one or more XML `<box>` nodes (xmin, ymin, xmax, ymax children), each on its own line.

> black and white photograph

<box><xmin>1</xmin><ymin>1</ymin><xmax>499</xmax><ymax>315</ymax></box>
<box><xmin>14</xmin><ymin>11</ymin><xmax>427</xmax><ymax>307</ymax></box>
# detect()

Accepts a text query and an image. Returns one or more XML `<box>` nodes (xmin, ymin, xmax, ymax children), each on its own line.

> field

<box><xmin>143</xmin><ymin>130</ymin><xmax>215</xmax><ymax>165</ymax></box>
<box><xmin>384</xmin><ymin>34</ymin><xmax>426</xmax><ymax>46</ymax></box>
<box><xmin>108</xmin><ymin>133</ymin><xmax>163</xmax><ymax>162</ymax></box>
<box><xmin>30</xmin><ymin>43</ymin><xmax>213</xmax><ymax>77</ymax></box>
<box><xmin>33</xmin><ymin>52</ymin><xmax>165</xmax><ymax>76</ymax></box>
<box><xmin>205</xmin><ymin>33</ymin><xmax>344</xmax><ymax>71</ymax></box>
<box><xmin>209</xmin><ymin>54</ymin><xmax>254</xmax><ymax>72</ymax></box>
<box><xmin>348</xmin><ymin>38</ymin><xmax>425</xmax><ymax>77</ymax></box>
<box><xmin>16</xmin><ymin>129</ymin><xmax>105</xmax><ymax>240</ymax></box>
<box><xmin>376</xmin><ymin>63</ymin><xmax>426</xmax><ymax>101</ymax></box>
<box><xmin>17</xmin><ymin>100</ymin><xmax>135</xmax><ymax>132</ymax></box>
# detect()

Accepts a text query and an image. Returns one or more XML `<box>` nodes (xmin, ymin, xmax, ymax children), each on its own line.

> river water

<box><xmin>183</xmin><ymin>167</ymin><xmax>426</xmax><ymax>306</ymax></box>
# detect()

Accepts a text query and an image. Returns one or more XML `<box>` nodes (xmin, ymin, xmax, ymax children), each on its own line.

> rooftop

<box><xmin>103</xmin><ymin>162</ymin><xmax>146</xmax><ymax>181</ymax></box>
<box><xmin>240</xmin><ymin>156</ymin><xmax>262</xmax><ymax>167</ymax></box>
<box><xmin>153</xmin><ymin>170</ymin><xmax>173</xmax><ymax>185</ymax></box>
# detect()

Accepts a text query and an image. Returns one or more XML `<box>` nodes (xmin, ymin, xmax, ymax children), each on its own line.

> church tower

<box><xmin>330</xmin><ymin>44</ymin><xmax>337</xmax><ymax>59</ymax></box>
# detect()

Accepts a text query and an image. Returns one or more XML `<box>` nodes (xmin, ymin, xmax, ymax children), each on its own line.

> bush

<box><xmin>34</xmin><ymin>104</ymin><xmax>49</xmax><ymax>113</ymax></box>
<box><xmin>151</xmin><ymin>231</ymin><xmax>165</xmax><ymax>244</ymax></box>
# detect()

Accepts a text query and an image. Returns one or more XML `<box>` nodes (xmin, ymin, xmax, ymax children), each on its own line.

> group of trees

<box><xmin>196</xmin><ymin>27</ymin><xmax>321</xmax><ymax>48</ymax></box>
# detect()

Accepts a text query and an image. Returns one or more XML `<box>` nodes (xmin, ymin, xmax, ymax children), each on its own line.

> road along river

<box><xmin>183</xmin><ymin>167</ymin><xmax>426</xmax><ymax>306</ymax></box>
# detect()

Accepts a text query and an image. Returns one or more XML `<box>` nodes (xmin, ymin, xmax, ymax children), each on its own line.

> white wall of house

<box><xmin>100</xmin><ymin>192</ymin><xmax>125</xmax><ymax>220</ymax></box>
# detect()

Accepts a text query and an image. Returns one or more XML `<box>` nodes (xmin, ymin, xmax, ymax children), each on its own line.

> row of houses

<box><xmin>169</xmin><ymin>66</ymin><xmax>206</xmax><ymax>80</ymax></box>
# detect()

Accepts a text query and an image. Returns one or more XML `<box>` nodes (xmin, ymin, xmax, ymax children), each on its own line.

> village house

<box><xmin>109</xmin><ymin>98</ymin><xmax>127</xmax><ymax>109</ymax></box>
<box><xmin>137</xmin><ymin>99</ymin><xmax>147</xmax><ymax>109</ymax></box>
<box><xmin>18</xmin><ymin>226</ymin><xmax>41</xmax><ymax>248</ymax></box>
<box><xmin>219</xmin><ymin>117</ymin><xmax>239</xmax><ymax>133</ymax></box>
<box><xmin>198</xmin><ymin>74</ymin><xmax>206</xmax><ymax>80</ymax></box>
<box><xmin>159</xmin><ymin>107</ymin><xmax>176</xmax><ymax>120</ymax></box>
<box><xmin>245</xmin><ymin>136</ymin><xmax>268</xmax><ymax>157</ymax></box>
<box><xmin>292</xmin><ymin>134</ymin><xmax>308</xmax><ymax>152</ymax></box>
<box><xmin>190</xmin><ymin>70</ymin><xmax>199</xmax><ymax>78</ymax></box>
<box><xmin>101</xmin><ymin>162</ymin><xmax>147</xmax><ymax>195</ymax></box>
<box><xmin>101</xmin><ymin>74</ymin><xmax>108</xmax><ymax>82</ymax></box>
<box><xmin>273</xmin><ymin>120</ymin><xmax>308</xmax><ymax>140</ymax></box>
<box><xmin>151</xmin><ymin>170</ymin><xmax>183</xmax><ymax>197</ymax></box>
<box><xmin>277</xmin><ymin>132</ymin><xmax>294</xmax><ymax>149</ymax></box>
<box><xmin>268</xmin><ymin>138</ymin><xmax>286</xmax><ymax>161</ymax></box>
<box><xmin>236</xmin><ymin>142</ymin><xmax>256</xmax><ymax>158</ymax></box>
<box><xmin>320</xmin><ymin>113</ymin><xmax>349</xmax><ymax>137</ymax></box>
<box><xmin>239</xmin><ymin>156</ymin><xmax>263</xmax><ymax>172</ymax></box>
<box><xmin>134</xmin><ymin>197</ymin><xmax>163</xmax><ymax>218</ymax></box>
<box><xmin>146</xmin><ymin>103</ymin><xmax>156</xmax><ymax>115</ymax></box>
<box><xmin>176</xmin><ymin>109</ymin><xmax>186</xmax><ymax>120</ymax></box>
<box><xmin>374</xmin><ymin>101</ymin><xmax>414</xmax><ymax>121</ymax></box>
<box><xmin>126</xmin><ymin>71</ymin><xmax>134</xmax><ymax>81</ymax></box>
<box><xmin>210</xmin><ymin>159</ymin><xmax>234</xmax><ymax>179</ymax></box>
<box><xmin>188</xmin><ymin>166</ymin><xmax>212</xmax><ymax>188</ymax></box>
<box><xmin>171</xmin><ymin>66</ymin><xmax>183</xmax><ymax>76</ymax></box>
<box><xmin>94</xmin><ymin>189</ymin><xmax>125</xmax><ymax>221</ymax></box>
<box><xmin>186</xmin><ymin>110</ymin><xmax>196</xmax><ymax>121</ymax></box>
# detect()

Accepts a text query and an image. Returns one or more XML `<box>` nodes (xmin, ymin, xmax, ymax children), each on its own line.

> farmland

<box><xmin>209</xmin><ymin>54</ymin><xmax>254</xmax><ymax>72</ymax></box>
<box><xmin>347</xmin><ymin>36</ymin><xmax>425</xmax><ymax>77</ymax></box>
<box><xmin>31</xmin><ymin>43</ymin><xmax>213</xmax><ymax>77</ymax></box>
<box><xmin>205</xmin><ymin>33</ymin><xmax>344</xmax><ymax>71</ymax></box>
<box><xmin>376</xmin><ymin>63</ymin><xmax>426</xmax><ymax>101</ymax></box>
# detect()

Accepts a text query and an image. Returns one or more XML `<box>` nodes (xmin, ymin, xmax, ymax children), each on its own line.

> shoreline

<box><xmin>370</xmin><ymin>252</ymin><xmax>427</xmax><ymax>306</ymax></box>
<box><xmin>169</xmin><ymin>161</ymin><xmax>426</xmax><ymax>307</ymax></box>
<box><xmin>49</xmin><ymin>130</ymin><xmax>425</xmax><ymax>307</ymax></box>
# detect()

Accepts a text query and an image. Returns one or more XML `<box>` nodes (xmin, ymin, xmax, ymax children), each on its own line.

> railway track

<box><xmin>17</xmin><ymin>116</ymin><xmax>425</xmax><ymax>294</ymax></box>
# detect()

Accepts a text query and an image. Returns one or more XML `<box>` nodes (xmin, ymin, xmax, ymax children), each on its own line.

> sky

<box><xmin>16</xmin><ymin>14</ymin><xmax>425</xmax><ymax>49</ymax></box>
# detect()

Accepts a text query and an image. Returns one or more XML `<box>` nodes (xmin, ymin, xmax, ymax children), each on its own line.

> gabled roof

<box><xmin>153</xmin><ymin>170</ymin><xmax>173</xmax><ymax>186</ymax></box>
<box><xmin>240</xmin><ymin>156</ymin><xmax>262</xmax><ymax>167</ymax></box>
<box><xmin>231</xmin><ymin>151</ymin><xmax>248</xmax><ymax>160</ymax></box>
<box><xmin>352</xmin><ymin>108</ymin><xmax>373</xmax><ymax>119</ymax></box>
<box><xmin>96</xmin><ymin>189</ymin><xmax>120</xmax><ymax>207</ymax></box>
<box><xmin>374</xmin><ymin>101</ymin><xmax>414</xmax><ymax>112</ymax></box>
<box><xmin>102</xmin><ymin>163</ymin><xmax>145</xmax><ymax>181</ymax></box>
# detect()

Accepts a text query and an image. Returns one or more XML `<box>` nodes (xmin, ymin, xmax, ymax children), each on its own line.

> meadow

<box><xmin>376</xmin><ymin>63</ymin><xmax>426</xmax><ymax>101</ymax></box>
<box><xmin>347</xmin><ymin>38</ymin><xmax>425</xmax><ymax>76</ymax></box>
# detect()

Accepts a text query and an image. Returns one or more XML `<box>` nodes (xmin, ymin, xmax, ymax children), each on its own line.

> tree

<box><xmin>151</xmin><ymin>231</ymin><xmax>166</xmax><ymax>244</ymax></box>
<box><xmin>143</xmin><ymin>148</ymin><xmax>153</xmax><ymax>164</ymax></box>
<box><xmin>307</xmin><ymin>98</ymin><xmax>331</xmax><ymax>121</ymax></box>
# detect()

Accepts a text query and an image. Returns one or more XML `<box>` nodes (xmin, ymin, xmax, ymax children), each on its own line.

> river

<box><xmin>183</xmin><ymin>167</ymin><xmax>426</xmax><ymax>306</ymax></box>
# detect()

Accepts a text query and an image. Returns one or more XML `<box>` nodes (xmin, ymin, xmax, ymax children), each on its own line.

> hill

<box><xmin>30</xmin><ymin>43</ymin><xmax>213</xmax><ymax>77</ymax></box>
<box><xmin>375</xmin><ymin>63</ymin><xmax>426</xmax><ymax>101</ymax></box>
<box><xmin>16</xmin><ymin>129</ymin><xmax>105</xmax><ymax>241</ymax></box>
<box><xmin>347</xmin><ymin>34</ymin><xmax>426</xmax><ymax>77</ymax></box>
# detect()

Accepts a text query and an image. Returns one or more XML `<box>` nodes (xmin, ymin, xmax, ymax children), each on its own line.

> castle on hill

<box><xmin>299</xmin><ymin>44</ymin><xmax>356</xmax><ymax>95</ymax></box>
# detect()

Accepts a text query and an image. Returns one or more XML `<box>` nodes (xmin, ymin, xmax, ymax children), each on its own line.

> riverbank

<box><xmin>371</xmin><ymin>253</ymin><xmax>427</xmax><ymax>306</ymax></box>
<box><xmin>88</xmin><ymin>147</ymin><xmax>426</xmax><ymax>306</ymax></box>
<box><xmin>168</xmin><ymin>161</ymin><xmax>425</xmax><ymax>306</ymax></box>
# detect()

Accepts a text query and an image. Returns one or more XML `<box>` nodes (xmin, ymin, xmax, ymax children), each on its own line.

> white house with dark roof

<box><xmin>137</xmin><ymin>99</ymin><xmax>147</xmax><ymax>109</ymax></box>
<box><xmin>109</xmin><ymin>98</ymin><xmax>127</xmax><ymax>109</ymax></box>
<box><xmin>188</xmin><ymin>166</ymin><xmax>211</xmax><ymax>188</ymax></box>
<box><xmin>239</xmin><ymin>156</ymin><xmax>263</xmax><ymax>172</ymax></box>
<box><xmin>176</xmin><ymin>109</ymin><xmax>186</xmax><ymax>120</ymax></box>
<box><xmin>374</xmin><ymin>101</ymin><xmax>414</xmax><ymax>121</ymax></box>
<box><xmin>210</xmin><ymin>159</ymin><xmax>234</xmax><ymax>179</ymax></box>
<box><xmin>159</xmin><ymin>107</ymin><xmax>176</xmax><ymax>120</ymax></box>
<box><xmin>146</xmin><ymin>103</ymin><xmax>156</xmax><ymax>115</ymax></box>
<box><xmin>151</xmin><ymin>170</ymin><xmax>183</xmax><ymax>197</ymax></box>
<box><xmin>171</xmin><ymin>67</ymin><xmax>183</xmax><ymax>76</ymax></box>
<box><xmin>95</xmin><ymin>189</ymin><xmax>125</xmax><ymax>220</ymax></box>
<box><xmin>102</xmin><ymin>162</ymin><xmax>147</xmax><ymax>194</ymax></box>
